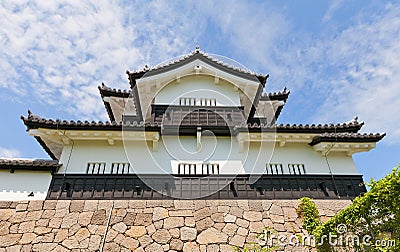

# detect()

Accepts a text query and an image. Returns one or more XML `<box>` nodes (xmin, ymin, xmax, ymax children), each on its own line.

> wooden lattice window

<box><xmin>179</xmin><ymin>97</ymin><xmax>196</xmax><ymax>106</ymax></box>
<box><xmin>177</xmin><ymin>163</ymin><xmax>219</xmax><ymax>175</ymax></box>
<box><xmin>198</xmin><ymin>98</ymin><xmax>216</xmax><ymax>106</ymax></box>
<box><xmin>179</xmin><ymin>97</ymin><xmax>217</xmax><ymax>106</ymax></box>
<box><xmin>111</xmin><ymin>163</ymin><xmax>131</xmax><ymax>174</ymax></box>
<box><xmin>86</xmin><ymin>162</ymin><xmax>106</xmax><ymax>174</ymax></box>
<box><xmin>266</xmin><ymin>163</ymin><xmax>284</xmax><ymax>175</ymax></box>
<box><xmin>201</xmin><ymin>163</ymin><xmax>219</xmax><ymax>175</ymax></box>
<box><xmin>288</xmin><ymin>164</ymin><xmax>306</xmax><ymax>175</ymax></box>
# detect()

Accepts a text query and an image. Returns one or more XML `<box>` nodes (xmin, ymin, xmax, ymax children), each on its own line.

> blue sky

<box><xmin>0</xmin><ymin>1</ymin><xmax>399</xmax><ymax>182</ymax></box>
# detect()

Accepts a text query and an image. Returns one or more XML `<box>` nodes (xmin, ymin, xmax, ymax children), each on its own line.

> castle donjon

<box><xmin>0</xmin><ymin>48</ymin><xmax>384</xmax><ymax>251</ymax></box>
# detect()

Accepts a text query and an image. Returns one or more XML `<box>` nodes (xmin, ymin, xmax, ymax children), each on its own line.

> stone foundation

<box><xmin>0</xmin><ymin>199</ymin><xmax>351</xmax><ymax>251</ymax></box>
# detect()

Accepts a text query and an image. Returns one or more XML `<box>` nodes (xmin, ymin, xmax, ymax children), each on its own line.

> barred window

<box><xmin>198</xmin><ymin>98</ymin><xmax>216</xmax><ymax>106</ymax></box>
<box><xmin>179</xmin><ymin>97</ymin><xmax>217</xmax><ymax>106</ymax></box>
<box><xmin>111</xmin><ymin>162</ymin><xmax>131</xmax><ymax>174</ymax></box>
<box><xmin>288</xmin><ymin>164</ymin><xmax>306</xmax><ymax>175</ymax></box>
<box><xmin>177</xmin><ymin>163</ymin><xmax>219</xmax><ymax>175</ymax></box>
<box><xmin>86</xmin><ymin>162</ymin><xmax>106</xmax><ymax>174</ymax></box>
<box><xmin>179</xmin><ymin>97</ymin><xmax>196</xmax><ymax>106</ymax></box>
<box><xmin>201</xmin><ymin>163</ymin><xmax>219</xmax><ymax>175</ymax></box>
<box><xmin>266</xmin><ymin>163</ymin><xmax>284</xmax><ymax>175</ymax></box>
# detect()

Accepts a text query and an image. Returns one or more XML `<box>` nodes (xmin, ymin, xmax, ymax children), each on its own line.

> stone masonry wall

<box><xmin>0</xmin><ymin>200</ymin><xmax>351</xmax><ymax>252</ymax></box>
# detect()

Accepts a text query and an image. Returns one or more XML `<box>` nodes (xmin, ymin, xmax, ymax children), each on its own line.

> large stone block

<box><xmin>55</xmin><ymin>200</ymin><xmax>71</xmax><ymax>210</ymax></box>
<box><xmin>135</xmin><ymin>213</ymin><xmax>153</xmax><ymax>226</ymax></box>
<box><xmin>91</xmin><ymin>209</ymin><xmax>107</xmax><ymax>225</ymax></box>
<box><xmin>243</xmin><ymin>211</ymin><xmax>262</xmax><ymax>222</ymax></box>
<box><xmin>193</xmin><ymin>207</ymin><xmax>212</xmax><ymax>221</ymax></box>
<box><xmin>151</xmin><ymin>229</ymin><xmax>171</xmax><ymax>244</ymax></box>
<box><xmin>25</xmin><ymin>211</ymin><xmax>42</xmax><ymax>221</ymax></box>
<box><xmin>27</xmin><ymin>201</ymin><xmax>43</xmax><ymax>211</ymax></box>
<box><xmin>170</xmin><ymin>238</ymin><xmax>184</xmax><ymax>250</ymax></box>
<box><xmin>180</xmin><ymin>227</ymin><xmax>197</xmax><ymax>241</ymax></box>
<box><xmin>145</xmin><ymin>242</ymin><xmax>163</xmax><ymax>252</ymax></box>
<box><xmin>222</xmin><ymin>223</ymin><xmax>238</xmax><ymax>236</ymax></box>
<box><xmin>195</xmin><ymin>217</ymin><xmax>214</xmax><ymax>232</ymax></box>
<box><xmin>163</xmin><ymin>217</ymin><xmax>184</xmax><ymax>229</ymax></box>
<box><xmin>138</xmin><ymin>235</ymin><xmax>153</xmax><ymax>248</ymax></box>
<box><xmin>126</xmin><ymin>226</ymin><xmax>147</xmax><ymax>239</ymax></box>
<box><xmin>60</xmin><ymin>213</ymin><xmax>79</xmax><ymax>228</ymax></box>
<box><xmin>229</xmin><ymin>234</ymin><xmax>246</xmax><ymax>247</ymax></box>
<box><xmin>152</xmin><ymin>207</ymin><xmax>169</xmax><ymax>221</ymax></box>
<box><xmin>54</xmin><ymin>229</ymin><xmax>68</xmax><ymax>243</ymax></box>
<box><xmin>69</xmin><ymin>200</ymin><xmax>85</xmax><ymax>212</ymax></box>
<box><xmin>0</xmin><ymin>222</ymin><xmax>10</xmax><ymax>236</ymax></box>
<box><xmin>174</xmin><ymin>200</ymin><xmax>194</xmax><ymax>210</ymax></box>
<box><xmin>0</xmin><ymin>209</ymin><xmax>13</xmax><ymax>221</ymax></box>
<box><xmin>19</xmin><ymin>233</ymin><xmax>37</xmax><ymax>245</ymax></box>
<box><xmin>61</xmin><ymin>237</ymin><xmax>79</xmax><ymax>250</ymax></box>
<box><xmin>18</xmin><ymin>221</ymin><xmax>35</xmax><ymax>233</ymax></box>
<box><xmin>123</xmin><ymin>212</ymin><xmax>136</xmax><ymax>225</ymax></box>
<box><xmin>224</xmin><ymin>214</ymin><xmax>237</xmax><ymax>223</ymax></box>
<box><xmin>169</xmin><ymin>210</ymin><xmax>193</xmax><ymax>217</ymax></box>
<box><xmin>183</xmin><ymin>242</ymin><xmax>200</xmax><ymax>252</ymax></box>
<box><xmin>75</xmin><ymin>228</ymin><xmax>90</xmax><ymax>241</ymax></box>
<box><xmin>112</xmin><ymin>222</ymin><xmax>127</xmax><ymax>233</ymax></box>
<box><xmin>197</xmin><ymin>227</ymin><xmax>228</xmax><ymax>244</ymax></box>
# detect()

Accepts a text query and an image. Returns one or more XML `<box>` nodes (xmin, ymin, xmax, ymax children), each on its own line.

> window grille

<box><xmin>179</xmin><ymin>97</ymin><xmax>217</xmax><ymax>106</ymax></box>
<box><xmin>198</xmin><ymin>98</ymin><xmax>216</xmax><ymax>106</ymax></box>
<box><xmin>201</xmin><ymin>163</ymin><xmax>219</xmax><ymax>175</ymax></box>
<box><xmin>86</xmin><ymin>162</ymin><xmax>106</xmax><ymax>174</ymax></box>
<box><xmin>179</xmin><ymin>97</ymin><xmax>196</xmax><ymax>106</ymax></box>
<box><xmin>266</xmin><ymin>163</ymin><xmax>284</xmax><ymax>175</ymax></box>
<box><xmin>111</xmin><ymin>162</ymin><xmax>131</xmax><ymax>174</ymax></box>
<box><xmin>288</xmin><ymin>164</ymin><xmax>306</xmax><ymax>175</ymax></box>
<box><xmin>177</xmin><ymin>163</ymin><xmax>219</xmax><ymax>175</ymax></box>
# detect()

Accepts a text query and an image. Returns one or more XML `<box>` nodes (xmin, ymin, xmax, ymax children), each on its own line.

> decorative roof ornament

<box><xmin>347</xmin><ymin>116</ymin><xmax>360</xmax><ymax>125</ymax></box>
<box><xmin>195</xmin><ymin>45</ymin><xmax>200</xmax><ymax>53</ymax></box>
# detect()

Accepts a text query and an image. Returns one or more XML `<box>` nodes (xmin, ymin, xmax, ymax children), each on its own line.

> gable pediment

<box><xmin>134</xmin><ymin>55</ymin><xmax>263</xmax><ymax>121</ymax></box>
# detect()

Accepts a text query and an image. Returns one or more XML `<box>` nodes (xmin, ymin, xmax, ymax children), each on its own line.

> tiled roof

<box><xmin>0</xmin><ymin>158</ymin><xmax>61</xmax><ymax>172</ymax></box>
<box><xmin>260</xmin><ymin>87</ymin><xmax>290</xmax><ymax>101</ymax></box>
<box><xmin>22</xmin><ymin>111</ymin><xmax>364</xmax><ymax>134</ymax></box>
<box><xmin>21</xmin><ymin>111</ymin><xmax>159</xmax><ymax>131</ymax></box>
<box><xmin>126</xmin><ymin>46</ymin><xmax>269</xmax><ymax>87</ymax></box>
<box><xmin>98</xmin><ymin>83</ymin><xmax>132</xmax><ymax>122</ymax></box>
<box><xmin>98</xmin><ymin>83</ymin><xmax>130</xmax><ymax>98</ymax></box>
<box><xmin>237</xmin><ymin>120</ymin><xmax>364</xmax><ymax>133</ymax></box>
<box><xmin>309</xmin><ymin>132</ymin><xmax>386</xmax><ymax>145</ymax></box>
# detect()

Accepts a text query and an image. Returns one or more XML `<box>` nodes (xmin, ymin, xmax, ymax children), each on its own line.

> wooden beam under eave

<box><xmin>107</xmin><ymin>138</ymin><xmax>115</xmax><ymax>145</ymax></box>
<box><xmin>214</xmin><ymin>76</ymin><xmax>219</xmax><ymax>84</ymax></box>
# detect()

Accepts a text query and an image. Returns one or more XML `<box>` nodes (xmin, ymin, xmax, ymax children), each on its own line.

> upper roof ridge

<box><xmin>126</xmin><ymin>47</ymin><xmax>268</xmax><ymax>84</ymax></box>
<box><xmin>98</xmin><ymin>82</ymin><xmax>131</xmax><ymax>95</ymax></box>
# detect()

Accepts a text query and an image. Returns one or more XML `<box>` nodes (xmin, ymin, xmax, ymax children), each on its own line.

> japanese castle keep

<box><xmin>0</xmin><ymin>48</ymin><xmax>385</xmax><ymax>251</ymax></box>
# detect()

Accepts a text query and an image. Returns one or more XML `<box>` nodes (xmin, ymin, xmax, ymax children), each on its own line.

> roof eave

<box><xmin>309</xmin><ymin>133</ymin><xmax>386</xmax><ymax>146</ymax></box>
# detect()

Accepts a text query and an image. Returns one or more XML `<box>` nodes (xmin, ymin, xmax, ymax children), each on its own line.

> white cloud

<box><xmin>0</xmin><ymin>147</ymin><xmax>22</xmax><ymax>158</ymax></box>
<box><xmin>0</xmin><ymin>1</ymin><xmax>204</xmax><ymax>120</ymax></box>
<box><xmin>264</xmin><ymin>3</ymin><xmax>400</xmax><ymax>144</ymax></box>
<box><xmin>310</xmin><ymin>3</ymin><xmax>400</xmax><ymax>144</ymax></box>
<box><xmin>5</xmin><ymin>0</ymin><xmax>396</xmax><ymax>146</ymax></box>
<box><xmin>202</xmin><ymin>2</ymin><xmax>400</xmax><ymax>144</ymax></box>
<box><xmin>322</xmin><ymin>0</ymin><xmax>344</xmax><ymax>22</ymax></box>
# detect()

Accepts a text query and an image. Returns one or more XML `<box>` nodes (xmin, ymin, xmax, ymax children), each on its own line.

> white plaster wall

<box><xmin>58</xmin><ymin>137</ymin><xmax>358</xmax><ymax>175</ymax></box>
<box><xmin>58</xmin><ymin>141</ymin><xmax>130</xmax><ymax>174</ymax></box>
<box><xmin>0</xmin><ymin>171</ymin><xmax>52</xmax><ymax>200</ymax></box>
<box><xmin>155</xmin><ymin>76</ymin><xmax>241</xmax><ymax>106</ymax></box>
<box><xmin>270</xmin><ymin>143</ymin><xmax>358</xmax><ymax>174</ymax></box>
